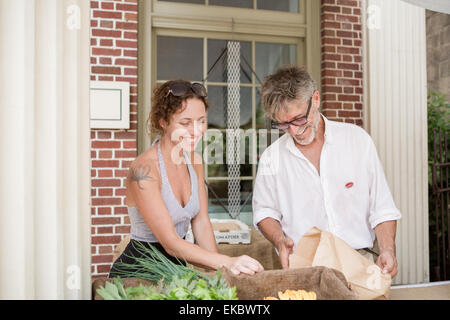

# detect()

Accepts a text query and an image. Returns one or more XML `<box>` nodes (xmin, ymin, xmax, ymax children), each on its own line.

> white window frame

<box><xmin>137</xmin><ymin>0</ymin><xmax>321</xmax><ymax>220</ymax></box>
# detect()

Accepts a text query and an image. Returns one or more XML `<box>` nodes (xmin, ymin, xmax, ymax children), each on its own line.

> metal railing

<box><xmin>430</xmin><ymin>129</ymin><xmax>450</xmax><ymax>281</ymax></box>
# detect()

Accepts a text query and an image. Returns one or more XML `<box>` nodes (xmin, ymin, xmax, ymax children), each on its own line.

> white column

<box><xmin>364</xmin><ymin>0</ymin><xmax>429</xmax><ymax>284</ymax></box>
<box><xmin>0</xmin><ymin>0</ymin><xmax>91</xmax><ymax>299</ymax></box>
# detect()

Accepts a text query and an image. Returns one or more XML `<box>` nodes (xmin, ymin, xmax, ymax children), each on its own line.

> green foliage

<box><xmin>109</xmin><ymin>240</ymin><xmax>205</xmax><ymax>283</ymax></box>
<box><xmin>97</xmin><ymin>270</ymin><xmax>238</xmax><ymax>300</ymax></box>
<box><xmin>427</xmin><ymin>92</ymin><xmax>450</xmax><ymax>135</ymax></box>
<box><xmin>96</xmin><ymin>241</ymin><xmax>237</xmax><ymax>300</ymax></box>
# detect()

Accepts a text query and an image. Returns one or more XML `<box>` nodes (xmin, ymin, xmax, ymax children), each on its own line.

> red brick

<box><xmin>91</xmin><ymin>66</ymin><xmax>121</xmax><ymax>75</ymax></box>
<box><xmin>322</xmin><ymin>102</ymin><xmax>342</xmax><ymax>109</ymax></box>
<box><xmin>92</xmin><ymin>217</ymin><xmax>121</xmax><ymax>225</ymax></box>
<box><xmin>97</xmin><ymin>227</ymin><xmax>113</xmax><ymax>234</ymax></box>
<box><xmin>92</xmin><ymin>141</ymin><xmax>121</xmax><ymax>148</ymax></box>
<box><xmin>92</xmin><ymin>47</ymin><xmax>122</xmax><ymax>56</ymax></box>
<box><xmin>338</xmin><ymin>110</ymin><xmax>361</xmax><ymax>118</ymax></box>
<box><xmin>115</xmin><ymin>58</ymin><xmax>137</xmax><ymax>66</ymax></box>
<box><xmin>322</xmin><ymin>5</ymin><xmax>341</xmax><ymax>13</ymax></box>
<box><xmin>98</xmin><ymin>246</ymin><xmax>113</xmax><ymax>254</ymax></box>
<box><xmin>91</xmin><ymin>29</ymin><xmax>121</xmax><ymax>38</ymax></box>
<box><xmin>98</xmin><ymin>206</ymin><xmax>112</xmax><ymax>214</ymax></box>
<box><xmin>98</xmin><ymin>186</ymin><xmax>114</xmax><ymax>196</ymax></box>
<box><xmin>116</xmin><ymin>21</ymin><xmax>138</xmax><ymax>30</ymax></box>
<box><xmin>337</xmin><ymin>63</ymin><xmax>359</xmax><ymax>71</ymax></box>
<box><xmin>337</xmin><ymin>46</ymin><xmax>360</xmax><ymax>55</ymax></box>
<box><xmin>98</xmin><ymin>170</ymin><xmax>113</xmax><ymax>178</ymax></box>
<box><xmin>322</xmin><ymin>70</ymin><xmax>342</xmax><ymax>77</ymax></box>
<box><xmin>92</xmin><ymin>179</ymin><xmax>122</xmax><ymax>188</ymax></box>
<box><xmin>338</xmin><ymin>94</ymin><xmax>361</xmax><ymax>102</ymax></box>
<box><xmin>123</xmin><ymin>49</ymin><xmax>138</xmax><ymax>57</ymax></box>
<box><xmin>337</xmin><ymin>0</ymin><xmax>358</xmax><ymax>6</ymax></box>
<box><xmin>97</xmin><ymin>131</ymin><xmax>112</xmax><ymax>139</ymax></box>
<box><xmin>124</xmin><ymin>32</ymin><xmax>138</xmax><ymax>40</ymax></box>
<box><xmin>116</xmin><ymin>3</ymin><xmax>138</xmax><ymax>11</ymax></box>
<box><xmin>99</xmin><ymin>150</ymin><xmax>113</xmax><ymax>159</ymax></box>
<box><xmin>100</xmin><ymin>39</ymin><xmax>113</xmax><ymax>47</ymax></box>
<box><xmin>115</xmin><ymin>226</ymin><xmax>131</xmax><ymax>234</ymax></box>
<box><xmin>336</xmin><ymin>14</ymin><xmax>359</xmax><ymax>23</ymax></box>
<box><xmin>123</xmin><ymin>140</ymin><xmax>137</xmax><ymax>149</ymax></box>
<box><xmin>100</xmin><ymin>20</ymin><xmax>114</xmax><ymax>28</ymax></box>
<box><xmin>96</xmin><ymin>265</ymin><xmax>111</xmax><ymax>274</ymax></box>
<box><xmin>322</xmin><ymin>86</ymin><xmax>342</xmax><ymax>93</ymax></box>
<box><xmin>92</xmin><ymin>197</ymin><xmax>122</xmax><ymax>206</ymax></box>
<box><xmin>93</xmin><ymin>10</ymin><xmax>122</xmax><ymax>19</ymax></box>
<box><xmin>114</xmin><ymin>206</ymin><xmax>128</xmax><ymax>215</ymax></box>
<box><xmin>92</xmin><ymin>160</ymin><xmax>120</xmax><ymax>168</ymax></box>
<box><xmin>115</xmin><ymin>189</ymin><xmax>126</xmax><ymax>198</ymax></box>
<box><xmin>124</xmin><ymin>68</ymin><xmax>137</xmax><ymax>76</ymax></box>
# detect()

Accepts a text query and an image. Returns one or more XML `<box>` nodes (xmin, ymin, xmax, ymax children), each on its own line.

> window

<box><xmin>159</xmin><ymin>0</ymin><xmax>299</xmax><ymax>12</ymax></box>
<box><xmin>140</xmin><ymin>0</ymin><xmax>320</xmax><ymax>222</ymax></box>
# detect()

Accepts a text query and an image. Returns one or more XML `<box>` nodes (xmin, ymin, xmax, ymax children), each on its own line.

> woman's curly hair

<box><xmin>147</xmin><ymin>79</ymin><xmax>209</xmax><ymax>137</ymax></box>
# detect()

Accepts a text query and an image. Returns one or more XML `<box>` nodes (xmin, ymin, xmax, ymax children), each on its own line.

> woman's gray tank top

<box><xmin>128</xmin><ymin>141</ymin><xmax>200</xmax><ymax>242</ymax></box>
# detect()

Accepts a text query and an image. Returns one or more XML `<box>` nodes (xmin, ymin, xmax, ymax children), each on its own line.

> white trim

<box><xmin>392</xmin><ymin>281</ymin><xmax>450</xmax><ymax>289</ymax></box>
<box><xmin>366</xmin><ymin>0</ymin><xmax>429</xmax><ymax>285</ymax></box>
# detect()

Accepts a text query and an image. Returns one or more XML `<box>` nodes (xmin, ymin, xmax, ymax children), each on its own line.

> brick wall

<box><xmin>320</xmin><ymin>0</ymin><xmax>364</xmax><ymax>127</ymax></box>
<box><xmin>90</xmin><ymin>0</ymin><xmax>138</xmax><ymax>278</ymax></box>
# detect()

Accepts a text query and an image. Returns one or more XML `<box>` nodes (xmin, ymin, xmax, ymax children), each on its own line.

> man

<box><xmin>253</xmin><ymin>65</ymin><xmax>401</xmax><ymax>278</ymax></box>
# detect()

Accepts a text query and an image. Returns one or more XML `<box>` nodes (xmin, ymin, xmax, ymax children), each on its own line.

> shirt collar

<box><xmin>284</xmin><ymin>113</ymin><xmax>334</xmax><ymax>158</ymax></box>
<box><xmin>322</xmin><ymin>114</ymin><xmax>334</xmax><ymax>145</ymax></box>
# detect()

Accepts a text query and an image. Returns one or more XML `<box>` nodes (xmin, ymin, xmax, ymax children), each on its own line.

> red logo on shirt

<box><xmin>345</xmin><ymin>182</ymin><xmax>354</xmax><ymax>188</ymax></box>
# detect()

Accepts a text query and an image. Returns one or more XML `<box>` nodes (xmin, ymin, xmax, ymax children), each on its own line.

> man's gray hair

<box><xmin>261</xmin><ymin>65</ymin><xmax>317</xmax><ymax>121</ymax></box>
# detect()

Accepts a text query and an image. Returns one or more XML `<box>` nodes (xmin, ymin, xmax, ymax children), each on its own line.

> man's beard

<box><xmin>292</xmin><ymin>113</ymin><xmax>320</xmax><ymax>146</ymax></box>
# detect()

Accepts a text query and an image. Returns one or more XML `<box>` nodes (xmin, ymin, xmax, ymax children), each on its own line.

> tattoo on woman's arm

<box><xmin>129</xmin><ymin>164</ymin><xmax>156</xmax><ymax>190</ymax></box>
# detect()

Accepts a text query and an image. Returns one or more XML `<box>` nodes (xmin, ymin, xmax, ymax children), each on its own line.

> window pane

<box><xmin>209</xmin><ymin>0</ymin><xmax>253</xmax><ymax>9</ymax></box>
<box><xmin>206</xmin><ymin>180</ymin><xmax>253</xmax><ymax>214</ymax></box>
<box><xmin>255</xmin><ymin>42</ymin><xmax>297</xmax><ymax>84</ymax></box>
<box><xmin>157</xmin><ymin>36</ymin><xmax>203</xmax><ymax>81</ymax></box>
<box><xmin>159</xmin><ymin>0</ymin><xmax>205</xmax><ymax>4</ymax></box>
<box><xmin>206</xmin><ymin>133</ymin><xmax>253</xmax><ymax>178</ymax></box>
<box><xmin>207</xmin><ymin>86</ymin><xmax>252</xmax><ymax>129</ymax></box>
<box><xmin>257</xmin><ymin>0</ymin><xmax>298</xmax><ymax>12</ymax></box>
<box><xmin>207</xmin><ymin>40</ymin><xmax>252</xmax><ymax>84</ymax></box>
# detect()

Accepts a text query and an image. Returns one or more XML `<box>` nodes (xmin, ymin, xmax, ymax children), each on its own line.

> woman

<box><xmin>109</xmin><ymin>80</ymin><xmax>264</xmax><ymax>278</ymax></box>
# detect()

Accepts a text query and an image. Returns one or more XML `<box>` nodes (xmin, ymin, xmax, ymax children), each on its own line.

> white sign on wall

<box><xmin>90</xmin><ymin>81</ymin><xmax>130</xmax><ymax>129</ymax></box>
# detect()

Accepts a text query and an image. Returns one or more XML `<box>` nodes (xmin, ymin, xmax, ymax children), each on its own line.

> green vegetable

<box><xmin>96</xmin><ymin>241</ymin><xmax>237</xmax><ymax>300</ymax></box>
<box><xmin>110</xmin><ymin>241</ymin><xmax>206</xmax><ymax>283</ymax></box>
<box><xmin>97</xmin><ymin>270</ymin><xmax>237</xmax><ymax>300</ymax></box>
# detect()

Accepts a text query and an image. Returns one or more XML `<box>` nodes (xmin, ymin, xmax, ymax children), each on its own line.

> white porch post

<box><xmin>0</xmin><ymin>0</ymin><xmax>91</xmax><ymax>299</ymax></box>
<box><xmin>363</xmin><ymin>0</ymin><xmax>429</xmax><ymax>284</ymax></box>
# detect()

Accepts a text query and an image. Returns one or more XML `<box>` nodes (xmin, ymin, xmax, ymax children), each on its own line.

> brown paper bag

<box><xmin>289</xmin><ymin>227</ymin><xmax>391</xmax><ymax>300</ymax></box>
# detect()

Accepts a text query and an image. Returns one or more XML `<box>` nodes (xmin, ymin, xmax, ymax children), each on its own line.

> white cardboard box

<box><xmin>186</xmin><ymin>219</ymin><xmax>251</xmax><ymax>244</ymax></box>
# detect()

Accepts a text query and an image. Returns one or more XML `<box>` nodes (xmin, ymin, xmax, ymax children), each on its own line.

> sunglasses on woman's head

<box><xmin>271</xmin><ymin>95</ymin><xmax>313</xmax><ymax>130</ymax></box>
<box><xmin>166</xmin><ymin>82</ymin><xmax>208</xmax><ymax>98</ymax></box>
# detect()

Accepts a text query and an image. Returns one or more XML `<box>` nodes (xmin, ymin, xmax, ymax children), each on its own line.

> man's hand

<box><xmin>276</xmin><ymin>237</ymin><xmax>295</xmax><ymax>269</ymax></box>
<box><xmin>375</xmin><ymin>249</ymin><xmax>398</xmax><ymax>278</ymax></box>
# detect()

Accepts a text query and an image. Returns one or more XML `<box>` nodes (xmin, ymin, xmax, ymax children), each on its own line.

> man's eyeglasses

<box><xmin>166</xmin><ymin>82</ymin><xmax>208</xmax><ymax>98</ymax></box>
<box><xmin>271</xmin><ymin>96</ymin><xmax>313</xmax><ymax>130</ymax></box>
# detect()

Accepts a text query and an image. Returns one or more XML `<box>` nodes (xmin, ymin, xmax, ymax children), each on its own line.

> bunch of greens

<box><xmin>97</xmin><ymin>270</ymin><xmax>237</xmax><ymax>300</ymax></box>
<box><xmin>108</xmin><ymin>240</ymin><xmax>205</xmax><ymax>283</ymax></box>
<box><xmin>96</xmin><ymin>241</ymin><xmax>237</xmax><ymax>300</ymax></box>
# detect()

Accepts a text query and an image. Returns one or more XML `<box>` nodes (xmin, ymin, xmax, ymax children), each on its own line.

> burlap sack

<box><xmin>220</xmin><ymin>266</ymin><xmax>356</xmax><ymax>300</ymax></box>
<box><xmin>93</xmin><ymin>266</ymin><xmax>355</xmax><ymax>300</ymax></box>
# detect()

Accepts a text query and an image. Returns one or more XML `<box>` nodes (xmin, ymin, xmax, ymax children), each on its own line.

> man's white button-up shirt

<box><xmin>252</xmin><ymin>115</ymin><xmax>402</xmax><ymax>250</ymax></box>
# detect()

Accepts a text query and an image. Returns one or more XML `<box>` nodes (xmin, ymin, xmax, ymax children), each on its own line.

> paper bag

<box><xmin>289</xmin><ymin>227</ymin><xmax>391</xmax><ymax>300</ymax></box>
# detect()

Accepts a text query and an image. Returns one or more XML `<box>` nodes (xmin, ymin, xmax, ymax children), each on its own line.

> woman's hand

<box><xmin>225</xmin><ymin>255</ymin><xmax>264</xmax><ymax>276</ymax></box>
